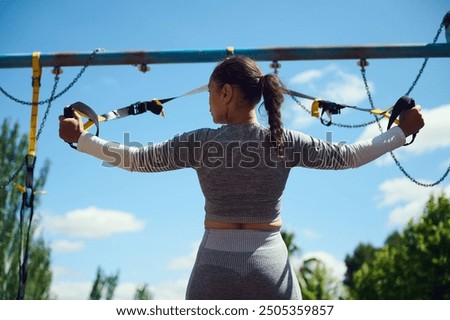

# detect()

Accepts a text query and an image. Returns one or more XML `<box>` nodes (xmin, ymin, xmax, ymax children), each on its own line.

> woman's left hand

<box><xmin>58</xmin><ymin>111</ymin><xmax>85</xmax><ymax>143</ymax></box>
<box><xmin>398</xmin><ymin>105</ymin><xmax>425</xmax><ymax>138</ymax></box>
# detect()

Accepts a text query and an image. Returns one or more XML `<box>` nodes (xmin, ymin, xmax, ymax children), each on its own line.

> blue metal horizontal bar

<box><xmin>0</xmin><ymin>43</ymin><xmax>449</xmax><ymax>69</ymax></box>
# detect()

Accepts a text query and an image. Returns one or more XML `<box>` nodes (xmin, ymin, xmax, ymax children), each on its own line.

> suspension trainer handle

<box><xmin>63</xmin><ymin>106</ymin><xmax>77</xmax><ymax>149</ymax></box>
<box><xmin>387</xmin><ymin>96</ymin><xmax>417</xmax><ymax>146</ymax></box>
<box><xmin>63</xmin><ymin>102</ymin><xmax>100</xmax><ymax>149</ymax></box>
<box><xmin>63</xmin><ymin>105</ymin><xmax>75</xmax><ymax>118</ymax></box>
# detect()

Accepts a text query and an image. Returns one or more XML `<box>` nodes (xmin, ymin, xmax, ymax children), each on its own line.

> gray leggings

<box><xmin>186</xmin><ymin>229</ymin><xmax>302</xmax><ymax>300</ymax></box>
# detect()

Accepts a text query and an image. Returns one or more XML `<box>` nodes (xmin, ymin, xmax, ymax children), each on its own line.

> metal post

<box><xmin>0</xmin><ymin>44</ymin><xmax>449</xmax><ymax>69</ymax></box>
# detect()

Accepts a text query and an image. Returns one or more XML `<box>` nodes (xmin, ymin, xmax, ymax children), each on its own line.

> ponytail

<box><xmin>211</xmin><ymin>56</ymin><xmax>285</xmax><ymax>159</ymax></box>
<box><xmin>260</xmin><ymin>74</ymin><xmax>285</xmax><ymax>159</ymax></box>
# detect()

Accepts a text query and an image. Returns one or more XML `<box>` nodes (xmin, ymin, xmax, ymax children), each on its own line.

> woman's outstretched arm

<box><xmin>59</xmin><ymin>111</ymin><xmax>196</xmax><ymax>172</ymax></box>
<box><xmin>287</xmin><ymin>106</ymin><xmax>424</xmax><ymax>170</ymax></box>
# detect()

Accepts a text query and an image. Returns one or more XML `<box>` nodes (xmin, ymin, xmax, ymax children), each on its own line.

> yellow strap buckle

<box><xmin>311</xmin><ymin>99</ymin><xmax>321</xmax><ymax>118</ymax></box>
<box><xmin>370</xmin><ymin>108</ymin><xmax>400</xmax><ymax>125</ymax></box>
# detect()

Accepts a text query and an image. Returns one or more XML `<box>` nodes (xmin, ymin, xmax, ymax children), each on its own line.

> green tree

<box><xmin>89</xmin><ymin>266</ymin><xmax>119</xmax><ymax>300</ymax></box>
<box><xmin>89</xmin><ymin>266</ymin><xmax>154</xmax><ymax>300</ymax></box>
<box><xmin>344</xmin><ymin>243</ymin><xmax>377</xmax><ymax>288</ymax></box>
<box><xmin>298</xmin><ymin>257</ymin><xmax>342</xmax><ymax>300</ymax></box>
<box><xmin>281</xmin><ymin>230</ymin><xmax>342</xmax><ymax>299</ymax></box>
<box><xmin>0</xmin><ymin>119</ymin><xmax>52</xmax><ymax>299</ymax></box>
<box><xmin>281</xmin><ymin>230</ymin><xmax>300</xmax><ymax>256</ymax></box>
<box><xmin>134</xmin><ymin>284</ymin><xmax>153</xmax><ymax>300</ymax></box>
<box><xmin>384</xmin><ymin>230</ymin><xmax>403</xmax><ymax>248</ymax></box>
<box><xmin>350</xmin><ymin>194</ymin><xmax>450</xmax><ymax>299</ymax></box>
<box><xmin>344</xmin><ymin>231</ymin><xmax>403</xmax><ymax>295</ymax></box>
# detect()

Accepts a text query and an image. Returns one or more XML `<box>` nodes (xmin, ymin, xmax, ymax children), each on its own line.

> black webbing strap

<box><xmin>100</xmin><ymin>99</ymin><xmax>164</xmax><ymax>122</ymax></box>
<box><xmin>17</xmin><ymin>155</ymin><xmax>36</xmax><ymax>300</ymax></box>
<box><xmin>317</xmin><ymin>101</ymin><xmax>346</xmax><ymax>126</ymax></box>
<box><xmin>387</xmin><ymin>96</ymin><xmax>416</xmax><ymax>145</ymax></box>
<box><xmin>63</xmin><ymin>99</ymin><xmax>165</xmax><ymax>150</ymax></box>
<box><xmin>63</xmin><ymin>85</ymin><xmax>208</xmax><ymax>150</ymax></box>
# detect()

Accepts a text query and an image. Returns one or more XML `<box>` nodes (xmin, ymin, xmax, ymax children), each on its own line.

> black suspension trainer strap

<box><xmin>286</xmin><ymin>88</ymin><xmax>398</xmax><ymax>128</ymax></box>
<box><xmin>63</xmin><ymin>99</ymin><xmax>165</xmax><ymax>149</ymax></box>
<box><xmin>63</xmin><ymin>85</ymin><xmax>208</xmax><ymax>149</ymax></box>
<box><xmin>386</xmin><ymin>96</ymin><xmax>417</xmax><ymax>145</ymax></box>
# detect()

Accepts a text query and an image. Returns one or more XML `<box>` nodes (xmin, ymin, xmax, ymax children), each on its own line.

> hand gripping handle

<box><xmin>63</xmin><ymin>102</ymin><xmax>100</xmax><ymax>149</ymax></box>
<box><xmin>387</xmin><ymin>96</ymin><xmax>416</xmax><ymax>146</ymax></box>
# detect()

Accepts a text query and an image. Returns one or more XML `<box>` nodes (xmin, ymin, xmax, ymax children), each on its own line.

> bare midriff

<box><xmin>204</xmin><ymin>218</ymin><xmax>282</xmax><ymax>231</ymax></box>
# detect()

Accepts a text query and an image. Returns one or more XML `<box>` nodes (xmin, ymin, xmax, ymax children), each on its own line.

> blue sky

<box><xmin>1</xmin><ymin>0</ymin><xmax>449</xmax><ymax>299</ymax></box>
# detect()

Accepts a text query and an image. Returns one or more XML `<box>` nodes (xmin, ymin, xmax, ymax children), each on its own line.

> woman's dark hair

<box><xmin>210</xmin><ymin>56</ymin><xmax>285</xmax><ymax>159</ymax></box>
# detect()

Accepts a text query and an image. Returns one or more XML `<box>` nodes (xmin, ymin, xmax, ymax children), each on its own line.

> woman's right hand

<box><xmin>58</xmin><ymin>111</ymin><xmax>85</xmax><ymax>144</ymax></box>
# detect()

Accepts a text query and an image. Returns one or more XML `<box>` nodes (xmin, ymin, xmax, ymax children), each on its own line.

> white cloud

<box><xmin>289</xmin><ymin>64</ymin><xmax>372</xmax><ymax>105</ymax></box>
<box><xmin>301</xmin><ymin>228</ymin><xmax>321</xmax><ymax>240</ymax></box>
<box><xmin>51</xmin><ymin>281</ymin><xmax>92</xmax><ymax>300</ymax></box>
<box><xmin>153</xmin><ymin>278</ymin><xmax>188</xmax><ymax>300</ymax></box>
<box><xmin>388</xmin><ymin>200</ymin><xmax>428</xmax><ymax>226</ymax></box>
<box><xmin>168</xmin><ymin>241</ymin><xmax>200</xmax><ymax>271</ymax></box>
<box><xmin>114</xmin><ymin>282</ymin><xmax>142</xmax><ymax>300</ymax></box>
<box><xmin>51</xmin><ymin>240</ymin><xmax>196</xmax><ymax>300</ymax></box>
<box><xmin>44</xmin><ymin>206</ymin><xmax>145</xmax><ymax>239</ymax></box>
<box><xmin>283</xmin><ymin>101</ymin><xmax>315</xmax><ymax>130</ymax></box>
<box><xmin>322</xmin><ymin>70</ymin><xmax>370</xmax><ymax>105</ymax></box>
<box><xmin>51</xmin><ymin>240</ymin><xmax>85</xmax><ymax>253</ymax></box>
<box><xmin>377</xmin><ymin>177</ymin><xmax>425</xmax><ymax>207</ymax></box>
<box><xmin>149</xmin><ymin>241</ymin><xmax>203</xmax><ymax>299</ymax></box>
<box><xmin>377</xmin><ymin>177</ymin><xmax>450</xmax><ymax>226</ymax></box>
<box><xmin>291</xmin><ymin>69</ymin><xmax>323</xmax><ymax>84</ymax></box>
<box><xmin>52</xmin><ymin>265</ymin><xmax>81</xmax><ymax>279</ymax></box>
<box><xmin>404</xmin><ymin>104</ymin><xmax>450</xmax><ymax>154</ymax></box>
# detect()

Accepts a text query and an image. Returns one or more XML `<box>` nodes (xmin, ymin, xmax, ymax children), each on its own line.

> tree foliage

<box><xmin>282</xmin><ymin>230</ymin><xmax>342</xmax><ymax>299</ymax></box>
<box><xmin>344</xmin><ymin>243</ymin><xmax>377</xmax><ymax>288</ymax></box>
<box><xmin>298</xmin><ymin>257</ymin><xmax>342</xmax><ymax>300</ymax></box>
<box><xmin>89</xmin><ymin>266</ymin><xmax>119</xmax><ymax>300</ymax></box>
<box><xmin>281</xmin><ymin>230</ymin><xmax>300</xmax><ymax>257</ymax></box>
<box><xmin>88</xmin><ymin>266</ymin><xmax>154</xmax><ymax>300</ymax></box>
<box><xmin>0</xmin><ymin>119</ymin><xmax>52</xmax><ymax>299</ymax></box>
<box><xmin>134</xmin><ymin>283</ymin><xmax>154</xmax><ymax>300</ymax></box>
<box><xmin>348</xmin><ymin>193</ymin><xmax>450</xmax><ymax>299</ymax></box>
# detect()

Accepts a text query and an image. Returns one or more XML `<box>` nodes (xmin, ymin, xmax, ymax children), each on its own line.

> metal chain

<box><xmin>405</xmin><ymin>21</ymin><xmax>444</xmax><ymax>96</ymax></box>
<box><xmin>361</xmin><ymin>71</ymin><xmax>450</xmax><ymax>187</ymax></box>
<box><xmin>358</xmin><ymin>21</ymin><xmax>449</xmax><ymax>187</ymax></box>
<box><xmin>289</xmin><ymin>18</ymin><xmax>448</xmax><ymax>187</ymax></box>
<box><xmin>390</xmin><ymin>149</ymin><xmax>450</xmax><ymax>187</ymax></box>
<box><xmin>360</xmin><ymin>65</ymin><xmax>385</xmax><ymax>132</ymax></box>
<box><xmin>289</xmin><ymin>94</ymin><xmax>311</xmax><ymax>114</ymax></box>
<box><xmin>0</xmin><ymin>163</ymin><xmax>25</xmax><ymax>190</ymax></box>
<box><xmin>0</xmin><ymin>49</ymin><xmax>98</xmax><ymax>189</ymax></box>
<box><xmin>36</xmin><ymin>73</ymin><xmax>59</xmax><ymax>140</ymax></box>
<box><xmin>289</xmin><ymin>93</ymin><xmax>382</xmax><ymax>128</ymax></box>
<box><xmin>0</xmin><ymin>48</ymin><xmax>100</xmax><ymax>106</ymax></box>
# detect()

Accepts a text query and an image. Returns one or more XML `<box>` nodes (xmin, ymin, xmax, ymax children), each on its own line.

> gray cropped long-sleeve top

<box><xmin>78</xmin><ymin>123</ymin><xmax>406</xmax><ymax>223</ymax></box>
